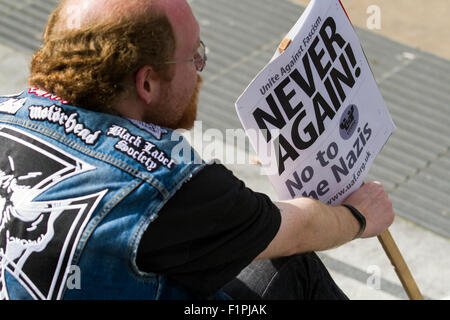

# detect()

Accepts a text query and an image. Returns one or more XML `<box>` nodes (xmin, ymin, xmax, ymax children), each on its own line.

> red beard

<box><xmin>174</xmin><ymin>74</ymin><xmax>203</xmax><ymax>130</ymax></box>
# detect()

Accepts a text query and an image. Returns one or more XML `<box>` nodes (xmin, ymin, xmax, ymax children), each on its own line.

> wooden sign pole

<box><xmin>377</xmin><ymin>230</ymin><xmax>423</xmax><ymax>300</ymax></box>
<box><xmin>277</xmin><ymin>39</ymin><xmax>423</xmax><ymax>300</ymax></box>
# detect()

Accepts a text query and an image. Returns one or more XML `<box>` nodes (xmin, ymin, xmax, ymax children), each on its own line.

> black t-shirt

<box><xmin>136</xmin><ymin>163</ymin><xmax>281</xmax><ymax>296</ymax></box>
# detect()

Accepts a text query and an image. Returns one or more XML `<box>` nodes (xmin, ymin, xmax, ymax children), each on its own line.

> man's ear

<box><xmin>135</xmin><ymin>65</ymin><xmax>161</xmax><ymax>105</ymax></box>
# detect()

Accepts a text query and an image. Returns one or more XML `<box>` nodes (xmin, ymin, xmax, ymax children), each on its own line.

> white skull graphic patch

<box><xmin>0</xmin><ymin>126</ymin><xmax>106</xmax><ymax>300</ymax></box>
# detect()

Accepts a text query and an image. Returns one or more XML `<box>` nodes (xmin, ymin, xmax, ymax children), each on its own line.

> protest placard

<box><xmin>235</xmin><ymin>0</ymin><xmax>396</xmax><ymax>205</ymax></box>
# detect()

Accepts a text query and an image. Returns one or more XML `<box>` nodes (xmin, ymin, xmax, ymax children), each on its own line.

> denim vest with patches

<box><xmin>0</xmin><ymin>89</ymin><xmax>226</xmax><ymax>300</ymax></box>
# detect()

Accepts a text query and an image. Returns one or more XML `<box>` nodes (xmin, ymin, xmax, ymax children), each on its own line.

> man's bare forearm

<box><xmin>256</xmin><ymin>182</ymin><xmax>394</xmax><ymax>260</ymax></box>
<box><xmin>257</xmin><ymin>198</ymin><xmax>360</xmax><ymax>259</ymax></box>
<box><xmin>285</xmin><ymin>198</ymin><xmax>361</xmax><ymax>252</ymax></box>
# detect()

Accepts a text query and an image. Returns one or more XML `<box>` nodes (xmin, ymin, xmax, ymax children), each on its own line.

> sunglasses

<box><xmin>165</xmin><ymin>40</ymin><xmax>207</xmax><ymax>72</ymax></box>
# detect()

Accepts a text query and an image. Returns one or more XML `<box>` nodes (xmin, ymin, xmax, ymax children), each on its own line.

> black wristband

<box><xmin>342</xmin><ymin>204</ymin><xmax>366</xmax><ymax>239</ymax></box>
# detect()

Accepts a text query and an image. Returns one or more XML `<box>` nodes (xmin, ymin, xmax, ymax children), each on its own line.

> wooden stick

<box><xmin>276</xmin><ymin>38</ymin><xmax>423</xmax><ymax>300</ymax></box>
<box><xmin>377</xmin><ymin>230</ymin><xmax>424</xmax><ymax>300</ymax></box>
<box><xmin>278</xmin><ymin>38</ymin><xmax>292</xmax><ymax>53</ymax></box>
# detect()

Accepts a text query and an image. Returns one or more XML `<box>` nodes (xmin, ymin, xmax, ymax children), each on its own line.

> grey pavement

<box><xmin>0</xmin><ymin>0</ymin><xmax>449</xmax><ymax>300</ymax></box>
<box><xmin>0</xmin><ymin>43</ymin><xmax>31</xmax><ymax>95</ymax></box>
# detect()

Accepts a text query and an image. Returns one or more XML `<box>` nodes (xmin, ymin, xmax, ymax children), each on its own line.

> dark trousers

<box><xmin>223</xmin><ymin>252</ymin><xmax>349</xmax><ymax>300</ymax></box>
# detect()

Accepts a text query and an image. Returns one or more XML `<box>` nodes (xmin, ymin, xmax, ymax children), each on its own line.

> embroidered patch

<box><xmin>28</xmin><ymin>88</ymin><xmax>69</xmax><ymax>105</ymax></box>
<box><xmin>0</xmin><ymin>126</ymin><xmax>107</xmax><ymax>300</ymax></box>
<box><xmin>0</xmin><ymin>98</ymin><xmax>27</xmax><ymax>115</ymax></box>
<box><xmin>107</xmin><ymin>124</ymin><xmax>176</xmax><ymax>172</ymax></box>
<box><xmin>28</xmin><ymin>105</ymin><xmax>102</xmax><ymax>145</ymax></box>
<box><xmin>128</xmin><ymin>119</ymin><xmax>168</xmax><ymax>140</ymax></box>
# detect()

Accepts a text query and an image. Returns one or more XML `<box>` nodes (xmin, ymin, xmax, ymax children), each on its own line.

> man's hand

<box><xmin>342</xmin><ymin>182</ymin><xmax>395</xmax><ymax>238</ymax></box>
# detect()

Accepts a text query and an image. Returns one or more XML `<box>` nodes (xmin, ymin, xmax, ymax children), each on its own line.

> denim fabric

<box><xmin>0</xmin><ymin>89</ymin><xmax>208</xmax><ymax>300</ymax></box>
<box><xmin>223</xmin><ymin>253</ymin><xmax>349</xmax><ymax>300</ymax></box>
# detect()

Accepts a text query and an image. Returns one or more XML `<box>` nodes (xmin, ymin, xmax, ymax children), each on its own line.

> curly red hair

<box><xmin>29</xmin><ymin>4</ymin><xmax>176</xmax><ymax>113</ymax></box>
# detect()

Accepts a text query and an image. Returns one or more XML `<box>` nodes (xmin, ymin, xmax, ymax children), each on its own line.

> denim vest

<box><xmin>0</xmin><ymin>89</ymin><xmax>226</xmax><ymax>300</ymax></box>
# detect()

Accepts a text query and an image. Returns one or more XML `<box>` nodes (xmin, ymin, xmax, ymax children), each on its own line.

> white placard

<box><xmin>235</xmin><ymin>0</ymin><xmax>395</xmax><ymax>205</ymax></box>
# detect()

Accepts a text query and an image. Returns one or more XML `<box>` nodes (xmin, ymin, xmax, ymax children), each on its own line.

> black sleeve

<box><xmin>136</xmin><ymin>163</ymin><xmax>281</xmax><ymax>296</ymax></box>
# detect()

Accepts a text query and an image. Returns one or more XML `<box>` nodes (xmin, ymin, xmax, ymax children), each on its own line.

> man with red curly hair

<box><xmin>0</xmin><ymin>0</ymin><xmax>394</xmax><ymax>300</ymax></box>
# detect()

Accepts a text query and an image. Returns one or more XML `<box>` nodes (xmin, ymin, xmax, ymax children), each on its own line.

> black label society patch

<box><xmin>107</xmin><ymin>125</ymin><xmax>176</xmax><ymax>172</ymax></box>
<box><xmin>0</xmin><ymin>126</ymin><xmax>106</xmax><ymax>300</ymax></box>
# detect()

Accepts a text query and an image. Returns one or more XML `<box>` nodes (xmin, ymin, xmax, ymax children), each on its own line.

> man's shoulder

<box><xmin>188</xmin><ymin>162</ymin><xmax>239</xmax><ymax>189</ymax></box>
<box><xmin>173</xmin><ymin>162</ymin><xmax>270</xmax><ymax>207</ymax></box>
